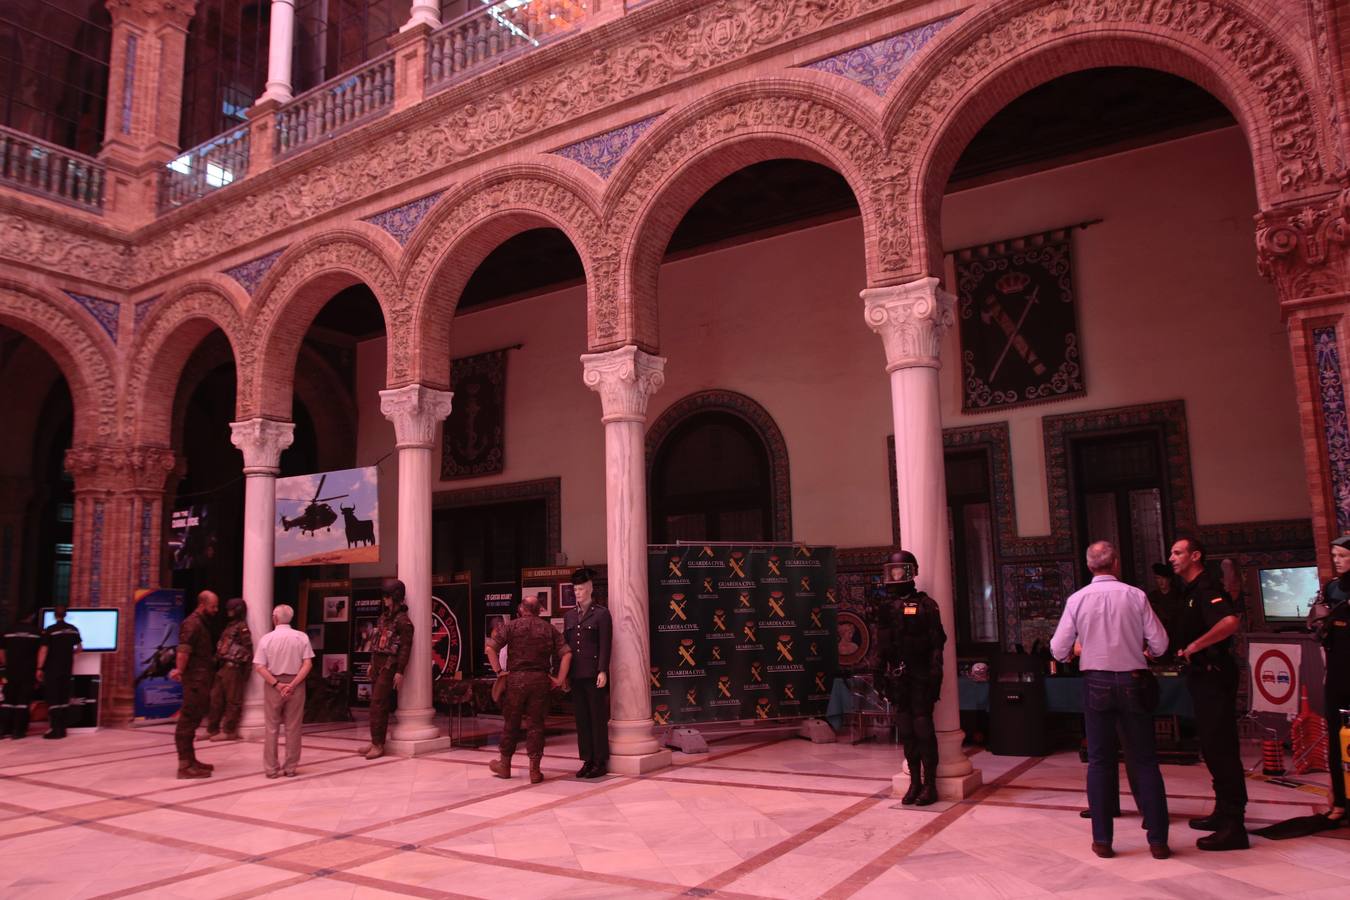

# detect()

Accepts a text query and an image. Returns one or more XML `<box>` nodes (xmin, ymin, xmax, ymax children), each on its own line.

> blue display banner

<box><xmin>133</xmin><ymin>588</ymin><xmax>184</xmax><ymax>719</ymax></box>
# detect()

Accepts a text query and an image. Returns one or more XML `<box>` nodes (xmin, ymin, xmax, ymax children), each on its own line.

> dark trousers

<box><xmin>368</xmin><ymin>657</ymin><xmax>397</xmax><ymax>746</ymax></box>
<box><xmin>571</xmin><ymin>677</ymin><xmax>610</xmax><ymax>765</ymax></box>
<box><xmin>43</xmin><ymin>670</ymin><xmax>73</xmax><ymax>736</ymax></box>
<box><xmin>1</xmin><ymin>674</ymin><xmax>34</xmax><ymax>737</ymax></box>
<box><xmin>175</xmin><ymin>674</ymin><xmax>211</xmax><ymax>764</ymax></box>
<box><xmin>1325</xmin><ymin>675</ymin><xmax>1350</xmax><ymax>810</ymax></box>
<box><xmin>207</xmin><ymin>664</ymin><xmax>247</xmax><ymax>735</ymax></box>
<box><xmin>500</xmin><ymin>671</ymin><xmax>550</xmax><ymax>761</ymax></box>
<box><xmin>891</xmin><ymin>673</ymin><xmax>938</xmax><ymax>781</ymax></box>
<box><xmin>1094</xmin><ymin>722</ymin><xmax>1141</xmax><ymax>815</ymax></box>
<box><xmin>1083</xmin><ymin>671</ymin><xmax>1169</xmax><ymax>846</ymax></box>
<box><xmin>1188</xmin><ymin>664</ymin><xmax>1247</xmax><ymax>821</ymax></box>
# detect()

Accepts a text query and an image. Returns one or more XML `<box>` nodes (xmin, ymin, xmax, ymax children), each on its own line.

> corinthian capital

<box><xmin>230</xmin><ymin>418</ymin><xmax>295</xmax><ymax>473</ymax></box>
<box><xmin>379</xmin><ymin>384</ymin><xmax>453</xmax><ymax>449</ymax></box>
<box><xmin>862</xmin><ymin>277</ymin><xmax>955</xmax><ymax>371</ymax></box>
<box><xmin>1256</xmin><ymin>190</ymin><xmax>1350</xmax><ymax>305</ymax></box>
<box><xmin>581</xmin><ymin>346</ymin><xmax>666</xmax><ymax>423</ymax></box>
<box><xmin>105</xmin><ymin>0</ymin><xmax>198</xmax><ymax>29</ymax></box>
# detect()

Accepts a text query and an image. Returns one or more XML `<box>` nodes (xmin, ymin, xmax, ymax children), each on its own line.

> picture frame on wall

<box><xmin>530</xmin><ymin>586</ymin><xmax>552</xmax><ymax>617</ymax></box>
<box><xmin>558</xmin><ymin>582</ymin><xmax>577</xmax><ymax>610</ymax></box>
<box><xmin>322</xmin><ymin>654</ymin><xmax>348</xmax><ymax>678</ymax></box>
<box><xmin>323</xmin><ymin>595</ymin><xmax>349</xmax><ymax>623</ymax></box>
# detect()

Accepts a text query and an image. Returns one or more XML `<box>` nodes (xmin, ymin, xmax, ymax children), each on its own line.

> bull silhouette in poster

<box><xmin>275</xmin><ymin>467</ymin><xmax>380</xmax><ymax>566</ymax></box>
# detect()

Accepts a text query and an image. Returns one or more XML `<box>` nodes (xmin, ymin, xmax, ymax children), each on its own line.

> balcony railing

<box><xmin>0</xmin><ymin>126</ymin><xmax>105</xmax><ymax>212</ymax></box>
<box><xmin>427</xmin><ymin>0</ymin><xmax>590</xmax><ymax>91</ymax></box>
<box><xmin>276</xmin><ymin>51</ymin><xmax>397</xmax><ymax>158</ymax></box>
<box><xmin>158</xmin><ymin>126</ymin><xmax>250</xmax><ymax>213</ymax></box>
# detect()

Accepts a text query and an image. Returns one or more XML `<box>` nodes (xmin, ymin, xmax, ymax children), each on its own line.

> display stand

<box><xmin>68</xmin><ymin>653</ymin><xmax>102</xmax><ymax>733</ymax></box>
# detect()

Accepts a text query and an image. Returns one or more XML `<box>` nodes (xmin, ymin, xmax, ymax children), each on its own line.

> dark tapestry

<box><xmin>956</xmin><ymin>229</ymin><xmax>1085</xmax><ymax>412</ymax></box>
<box><xmin>440</xmin><ymin>349</ymin><xmax>508</xmax><ymax>479</ymax></box>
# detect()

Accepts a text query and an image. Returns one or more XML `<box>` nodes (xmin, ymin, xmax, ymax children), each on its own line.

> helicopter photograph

<box><xmin>275</xmin><ymin>467</ymin><xmax>381</xmax><ymax>566</ymax></box>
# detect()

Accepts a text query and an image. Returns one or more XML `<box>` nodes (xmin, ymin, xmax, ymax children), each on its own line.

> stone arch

<box><xmin>645</xmin><ymin>389</ymin><xmax>792</xmax><ymax>542</ymax></box>
<box><xmin>881</xmin><ymin>0</ymin><xmax>1335</xmax><ymax>279</ymax></box>
<box><xmin>243</xmin><ymin>226</ymin><xmax>401</xmax><ymax>420</ymax></box>
<box><xmin>401</xmin><ymin>161</ymin><xmax>605</xmax><ymax>390</ymax></box>
<box><xmin>0</xmin><ymin>280</ymin><xmax>117</xmax><ymax>446</ymax></box>
<box><xmin>0</xmin><ymin>339</ymin><xmax>65</xmax><ymax>476</ymax></box>
<box><xmin>605</xmin><ymin>75</ymin><xmax>886</xmax><ymax>351</ymax></box>
<box><xmin>125</xmin><ymin>276</ymin><xmax>247</xmax><ymax>447</ymax></box>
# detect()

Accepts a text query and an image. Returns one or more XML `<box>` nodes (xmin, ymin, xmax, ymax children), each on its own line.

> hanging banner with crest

<box><xmin>441</xmin><ymin>349</ymin><xmax>509</xmax><ymax>479</ymax></box>
<box><xmin>955</xmin><ymin>227</ymin><xmax>1086</xmax><ymax>412</ymax></box>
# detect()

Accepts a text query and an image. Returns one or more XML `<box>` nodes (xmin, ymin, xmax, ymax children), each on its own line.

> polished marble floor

<box><xmin>1</xmin><ymin>717</ymin><xmax>1347</xmax><ymax>899</ymax></box>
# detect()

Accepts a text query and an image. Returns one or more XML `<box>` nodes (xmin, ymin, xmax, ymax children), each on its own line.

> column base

<box><xmin>385</xmin><ymin>735</ymin><xmax>452</xmax><ymax>757</ymax></box>
<box><xmin>892</xmin><ymin>768</ymin><xmax>983</xmax><ymax>802</ymax></box>
<box><xmin>607</xmin><ymin>749</ymin><xmax>673</xmax><ymax>776</ymax></box>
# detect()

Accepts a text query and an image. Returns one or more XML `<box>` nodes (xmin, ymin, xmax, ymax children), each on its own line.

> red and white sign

<box><xmin>1248</xmin><ymin>643</ymin><xmax>1301</xmax><ymax>714</ymax></box>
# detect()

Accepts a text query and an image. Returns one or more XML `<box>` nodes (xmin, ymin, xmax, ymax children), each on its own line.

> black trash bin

<box><xmin>990</xmin><ymin>653</ymin><xmax>1048</xmax><ymax>756</ymax></box>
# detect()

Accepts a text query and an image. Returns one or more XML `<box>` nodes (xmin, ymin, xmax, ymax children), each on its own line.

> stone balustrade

<box><xmin>0</xmin><ymin>126</ymin><xmax>105</xmax><ymax>212</ymax></box>
<box><xmin>427</xmin><ymin>0</ymin><xmax>590</xmax><ymax>91</ymax></box>
<box><xmin>157</xmin><ymin>126</ymin><xmax>251</xmax><ymax>213</ymax></box>
<box><xmin>275</xmin><ymin>52</ymin><xmax>397</xmax><ymax>158</ymax></box>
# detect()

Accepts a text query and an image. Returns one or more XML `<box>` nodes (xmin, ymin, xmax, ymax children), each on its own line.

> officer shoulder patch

<box><xmin>1210</xmin><ymin>597</ymin><xmax>1224</xmax><ymax>604</ymax></box>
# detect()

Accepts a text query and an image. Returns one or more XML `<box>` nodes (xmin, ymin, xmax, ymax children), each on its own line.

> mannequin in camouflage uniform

<box><xmin>171</xmin><ymin>591</ymin><xmax>220</xmax><ymax>778</ymax></box>
<box><xmin>359</xmin><ymin>579</ymin><xmax>412</xmax><ymax>760</ymax></box>
<box><xmin>206</xmin><ymin>597</ymin><xmax>252</xmax><ymax>741</ymax></box>
<box><xmin>485</xmin><ymin>598</ymin><xmax>571</xmax><ymax>784</ymax></box>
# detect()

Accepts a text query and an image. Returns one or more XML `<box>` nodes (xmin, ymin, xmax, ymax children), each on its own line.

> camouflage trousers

<box><xmin>368</xmin><ymin>656</ymin><xmax>398</xmax><ymax>746</ymax></box>
<box><xmin>499</xmin><ymin>671</ymin><xmax>550</xmax><ymax>761</ymax></box>
<box><xmin>207</xmin><ymin>663</ymin><xmax>247</xmax><ymax>735</ymax></box>
<box><xmin>175</xmin><ymin>672</ymin><xmax>212</xmax><ymax>763</ymax></box>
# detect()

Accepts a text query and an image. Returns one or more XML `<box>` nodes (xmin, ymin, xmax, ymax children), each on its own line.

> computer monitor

<box><xmin>1257</xmin><ymin>566</ymin><xmax>1320</xmax><ymax>624</ymax></box>
<box><xmin>39</xmin><ymin>608</ymin><xmax>120</xmax><ymax>652</ymax></box>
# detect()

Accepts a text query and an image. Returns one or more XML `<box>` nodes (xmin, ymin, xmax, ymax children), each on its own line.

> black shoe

<box><xmin>576</xmin><ymin>762</ymin><xmax>594</xmax><ymax>778</ymax></box>
<box><xmin>914</xmin><ymin>781</ymin><xmax>939</xmax><ymax>806</ymax></box>
<box><xmin>902</xmin><ymin>778</ymin><xmax>923</xmax><ymax>805</ymax></box>
<box><xmin>1080</xmin><ymin>809</ymin><xmax>1122</xmax><ymax>819</ymax></box>
<box><xmin>1188</xmin><ymin>814</ymin><xmax>1224</xmax><ymax>832</ymax></box>
<box><xmin>1091</xmin><ymin>842</ymin><xmax>1114</xmax><ymax>858</ymax></box>
<box><xmin>1149</xmin><ymin>844</ymin><xmax>1171</xmax><ymax>859</ymax></box>
<box><xmin>42</xmin><ymin>730</ymin><xmax>61</xmax><ymax>740</ymax></box>
<box><xmin>585</xmin><ymin>763</ymin><xmax>607</xmax><ymax>779</ymax></box>
<box><xmin>1196</xmin><ymin>823</ymin><xmax>1249</xmax><ymax>852</ymax></box>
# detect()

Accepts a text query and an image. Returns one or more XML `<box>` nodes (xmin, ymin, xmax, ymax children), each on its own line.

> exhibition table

<box><xmin>958</xmin><ymin>673</ymin><xmax>1194</xmax><ymax>717</ymax></box>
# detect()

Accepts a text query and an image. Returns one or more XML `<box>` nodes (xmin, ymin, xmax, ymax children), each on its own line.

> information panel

<box><xmin>648</xmin><ymin>544</ymin><xmax>837</xmax><ymax>725</ymax></box>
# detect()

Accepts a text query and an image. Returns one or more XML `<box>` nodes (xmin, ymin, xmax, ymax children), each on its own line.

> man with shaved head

<box><xmin>170</xmin><ymin>590</ymin><xmax>220</xmax><ymax>778</ymax></box>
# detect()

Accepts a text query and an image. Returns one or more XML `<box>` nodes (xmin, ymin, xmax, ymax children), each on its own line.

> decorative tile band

<box><xmin>139</xmin><ymin>502</ymin><xmax>153</xmax><ymax>589</ymax></box>
<box><xmin>90</xmin><ymin>501</ymin><xmax>105</xmax><ymax>607</ymax></box>
<box><xmin>363</xmin><ymin>191</ymin><xmax>444</xmax><ymax>245</ymax></box>
<box><xmin>121</xmin><ymin>34</ymin><xmax>138</xmax><ymax>135</ymax></box>
<box><xmin>133</xmin><ymin>295</ymin><xmax>160</xmax><ymax>333</ymax></box>
<box><xmin>1314</xmin><ymin>326</ymin><xmax>1350</xmax><ymax>533</ymax></box>
<box><xmin>804</xmin><ymin>15</ymin><xmax>956</xmax><ymax>96</ymax></box>
<box><xmin>554</xmin><ymin>115</ymin><xmax>660</xmax><ymax>179</ymax></box>
<box><xmin>64</xmin><ymin>291</ymin><xmax>121</xmax><ymax>344</ymax></box>
<box><xmin>224</xmin><ymin>249</ymin><xmax>285</xmax><ymax>297</ymax></box>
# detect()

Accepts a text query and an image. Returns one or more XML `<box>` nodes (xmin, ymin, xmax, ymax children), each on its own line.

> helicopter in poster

<box><xmin>278</xmin><ymin>473</ymin><xmax>347</xmax><ymax>536</ymax></box>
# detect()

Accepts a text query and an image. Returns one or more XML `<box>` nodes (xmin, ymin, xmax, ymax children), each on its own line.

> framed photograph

<box><xmin>531</xmin><ymin>586</ymin><xmax>552</xmax><ymax>617</ymax></box>
<box><xmin>323</xmin><ymin>595</ymin><xmax>349</xmax><ymax>623</ymax></box>
<box><xmin>322</xmin><ymin>654</ymin><xmax>348</xmax><ymax>678</ymax></box>
<box><xmin>353</xmin><ymin>618</ymin><xmax>376</xmax><ymax>653</ymax></box>
<box><xmin>558</xmin><ymin>582</ymin><xmax>577</xmax><ymax>610</ymax></box>
<box><xmin>355</xmin><ymin>682</ymin><xmax>372</xmax><ymax>702</ymax></box>
<box><xmin>306</xmin><ymin>625</ymin><xmax>324</xmax><ymax>651</ymax></box>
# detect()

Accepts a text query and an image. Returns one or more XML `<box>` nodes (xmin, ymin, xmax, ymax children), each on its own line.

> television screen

<box><xmin>39</xmin><ymin>608</ymin><xmax>120</xmax><ymax>652</ymax></box>
<box><xmin>1258</xmin><ymin>567</ymin><xmax>1320</xmax><ymax>622</ymax></box>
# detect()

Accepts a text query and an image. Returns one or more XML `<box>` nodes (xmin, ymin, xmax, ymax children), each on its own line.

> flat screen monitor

<box><xmin>1258</xmin><ymin>566</ymin><xmax>1320</xmax><ymax>623</ymax></box>
<box><xmin>39</xmin><ymin>608</ymin><xmax>119</xmax><ymax>652</ymax></box>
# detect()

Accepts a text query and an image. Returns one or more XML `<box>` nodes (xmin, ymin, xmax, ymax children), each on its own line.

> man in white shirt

<box><xmin>252</xmin><ymin>605</ymin><xmax>314</xmax><ymax>777</ymax></box>
<box><xmin>1052</xmin><ymin>541</ymin><xmax>1170</xmax><ymax>860</ymax></box>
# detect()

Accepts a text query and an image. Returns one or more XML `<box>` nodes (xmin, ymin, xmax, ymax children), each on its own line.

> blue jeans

<box><xmin>1083</xmin><ymin>670</ymin><xmax>1169</xmax><ymax>846</ymax></box>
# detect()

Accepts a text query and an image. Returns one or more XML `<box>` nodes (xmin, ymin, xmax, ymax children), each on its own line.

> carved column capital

<box><xmin>379</xmin><ymin>384</ymin><xmax>453</xmax><ymax>449</ymax></box>
<box><xmin>105</xmin><ymin>0</ymin><xmax>198</xmax><ymax>30</ymax></box>
<box><xmin>862</xmin><ymin>276</ymin><xmax>955</xmax><ymax>371</ymax></box>
<box><xmin>1257</xmin><ymin>190</ymin><xmax>1350</xmax><ymax>305</ymax></box>
<box><xmin>230</xmin><ymin>418</ymin><xmax>295</xmax><ymax>474</ymax></box>
<box><xmin>581</xmin><ymin>346</ymin><xmax>666</xmax><ymax>424</ymax></box>
<box><xmin>64</xmin><ymin>444</ymin><xmax>176</xmax><ymax>492</ymax></box>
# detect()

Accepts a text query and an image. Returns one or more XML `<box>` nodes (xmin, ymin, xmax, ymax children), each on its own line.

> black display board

<box><xmin>432</xmin><ymin>573</ymin><xmax>472</xmax><ymax>684</ymax></box>
<box><xmin>647</xmin><ymin>544</ymin><xmax>837</xmax><ymax>725</ymax></box>
<box><xmin>474</xmin><ymin>581</ymin><xmax>519</xmax><ymax>677</ymax></box>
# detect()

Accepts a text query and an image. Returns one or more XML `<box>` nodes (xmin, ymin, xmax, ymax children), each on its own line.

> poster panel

<box><xmin>168</xmin><ymin>505</ymin><xmax>215</xmax><ymax>571</ymax></box>
<box><xmin>275</xmin><ymin>467</ymin><xmax>380</xmax><ymax>566</ymax></box>
<box><xmin>133</xmin><ymin>588</ymin><xmax>184</xmax><ymax>719</ymax></box>
<box><xmin>475</xmin><ymin>581</ymin><xmax>519</xmax><ymax>677</ymax></box>
<box><xmin>432</xmin><ymin>574</ymin><xmax>471</xmax><ymax>682</ymax></box>
<box><xmin>1249</xmin><ymin>642</ymin><xmax>1302</xmax><ymax>715</ymax></box>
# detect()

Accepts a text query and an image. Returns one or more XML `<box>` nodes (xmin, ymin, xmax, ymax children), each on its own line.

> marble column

<box><xmin>230</xmin><ymin>418</ymin><xmax>294</xmax><ymax>733</ymax></box>
<box><xmin>380</xmin><ymin>384</ymin><xmax>454</xmax><ymax>754</ymax></box>
<box><xmin>581</xmin><ymin>346</ymin><xmax>672</xmax><ymax>775</ymax></box>
<box><xmin>259</xmin><ymin>0</ymin><xmax>297</xmax><ymax>105</ymax></box>
<box><xmin>863</xmin><ymin>276</ymin><xmax>982</xmax><ymax>800</ymax></box>
<box><xmin>402</xmin><ymin>0</ymin><xmax>441</xmax><ymax>31</ymax></box>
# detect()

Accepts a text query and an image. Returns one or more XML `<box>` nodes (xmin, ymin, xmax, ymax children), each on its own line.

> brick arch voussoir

<box><xmin>881</xmin><ymin>0</ymin><xmax>1334</xmax><ymax>279</ymax></box>
<box><xmin>125</xmin><ymin>276</ymin><xmax>247</xmax><ymax>447</ymax></box>
<box><xmin>243</xmin><ymin>228</ymin><xmax>400</xmax><ymax>420</ymax></box>
<box><xmin>0</xmin><ymin>281</ymin><xmax>118</xmax><ymax>447</ymax></box>
<box><xmin>604</xmin><ymin>76</ymin><xmax>888</xmax><ymax>350</ymax></box>
<box><xmin>402</xmin><ymin>162</ymin><xmax>605</xmax><ymax>390</ymax></box>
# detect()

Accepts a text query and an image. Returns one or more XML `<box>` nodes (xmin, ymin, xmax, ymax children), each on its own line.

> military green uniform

<box><xmin>175</xmin><ymin>608</ymin><xmax>216</xmax><ymax>766</ymax></box>
<box><xmin>368</xmin><ymin>603</ymin><xmax>413</xmax><ymax>747</ymax></box>
<box><xmin>488</xmin><ymin>616</ymin><xmax>570</xmax><ymax>764</ymax></box>
<box><xmin>206</xmin><ymin>619</ymin><xmax>252</xmax><ymax>737</ymax></box>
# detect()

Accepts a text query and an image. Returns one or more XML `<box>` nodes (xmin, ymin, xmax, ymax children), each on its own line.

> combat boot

<box><xmin>489</xmin><ymin>756</ymin><xmax>512</xmax><ymax>779</ymax></box>
<box><xmin>529</xmin><ymin>759</ymin><xmax>544</xmax><ymax>784</ymax></box>
<box><xmin>365</xmin><ymin>744</ymin><xmax>385</xmax><ymax>760</ymax></box>
<box><xmin>914</xmin><ymin>760</ymin><xmax>939</xmax><ymax>807</ymax></box>
<box><xmin>901</xmin><ymin>759</ymin><xmax>923</xmax><ymax>805</ymax></box>
<box><xmin>191</xmin><ymin>758</ymin><xmax>215</xmax><ymax>771</ymax></box>
<box><xmin>177</xmin><ymin>764</ymin><xmax>211</xmax><ymax>779</ymax></box>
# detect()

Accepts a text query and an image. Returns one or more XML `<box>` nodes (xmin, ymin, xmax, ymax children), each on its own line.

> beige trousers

<box><xmin>263</xmin><ymin>675</ymin><xmax>305</xmax><ymax>775</ymax></box>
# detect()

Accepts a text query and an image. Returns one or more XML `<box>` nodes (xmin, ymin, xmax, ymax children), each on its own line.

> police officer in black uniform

<box><xmin>875</xmin><ymin>549</ymin><xmax>947</xmax><ymax>806</ymax></box>
<box><xmin>1</xmin><ymin>610</ymin><xmax>42</xmax><ymax>739</ymax></box>
<box><xmin>563</xmin><ymin>567</ymin><xmax>611</xmax><ymax>778</ymax></box>
<box><xmin>360</xmin><ymin>579</ymin><xmax>413</xmax><ymax>761</ymax></box>
<box><xmin>1171</xmin><ymin>536</ymin><xmax>1247</xmax><ymax>851</ymax></box>
<box><xmin>1310</xmin><ymin>534</ymin><xmax>1350</xmax><ymax>826</ymax></box>
<box><xmin>37</xmin><ymin>604</ymin><xmax>82</xmax><ymax>739</ymax></box>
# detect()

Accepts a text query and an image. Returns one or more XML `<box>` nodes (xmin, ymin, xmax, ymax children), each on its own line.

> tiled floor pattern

<box><xmin>1</xmin><ymin>719</ymin><xmax>1348</xmax><ymax>899</ymax></box>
